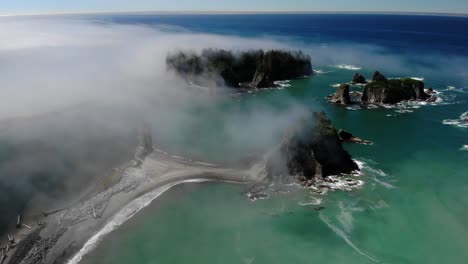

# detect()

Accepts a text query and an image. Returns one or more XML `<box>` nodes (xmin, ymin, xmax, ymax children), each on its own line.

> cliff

<box><xmin>166</xmin><ymin>49</ymin><xmax>312</xmax><ymax>89</ymax></box>
<box><xmin>266</xmin><ymin>112</ymin><xmax>359</xmax><ymax>182</ymax></box>
<box><xmin>361</xmin><ymin>72</ymin><xmax>429</xmax><ymax>104</ymax></box>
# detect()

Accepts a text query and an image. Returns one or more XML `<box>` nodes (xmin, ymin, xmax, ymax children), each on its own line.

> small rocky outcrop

<box><xmin>372</xmin><ymin>71</ymin><xmax>388</xmax><ymax>82</ymax></box>
<box><xmin>337</xmin><ymin>129</ymin><xmax>353</xmax><ymax>141</ymax></box>
<box><xmin>330</xmin><ymin>84</ymin><xmax>351</xmax><ymax>105</ymax></box>
<box><xmin>166</xmin><ymin>49</ymin><xmax>312</xmax><ymax>89</ymax></box>
<box><xmin>362</xmin><ymin>71</ymin><xmax>429</xmax><ymax>104</ymax></box>
<box><xmin>266</xmin><ymin>112</ymin><xmax>359</xmax><ymax>182</ymax></box>
<box><xmin>338</xmin><ymin>129</ymin><xmax>372</xmax><ymax>145</ymax></box>
<box><xmin>352</xmin><ymin>73</ymin><xmax>367</xmax><ymax>84</ymax></box>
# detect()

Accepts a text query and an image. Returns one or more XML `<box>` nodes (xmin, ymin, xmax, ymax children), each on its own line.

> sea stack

<box><xmin>352</xmin><ymin>73</ymin><xmax>367</xmax><ymax>84</ymax></box>
<box><xmin>330</xmin><ymin>84</ymin><xmax>351</xmax><ymax>105</ymax></box>
<box><xmin>266</xmin><ymin>111</ymin><xmax>359</xmax><ymax>182</ymax></box>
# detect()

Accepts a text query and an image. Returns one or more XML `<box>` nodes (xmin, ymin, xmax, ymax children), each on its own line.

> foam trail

<box><xmin>319</xmin><ymin>213</ymin><xmax>379</xmax><ymax>263</ymax></box>
<box><xmin>460</xmin><ymin>145</ymin><xmax>468</xmax><ymax>151</ymax></box>
<box><xmin>67</xmin><ymin>178</ymin><xmax>217</xmax><ymax>264</ymax></box>
<box><xmin>443</xmin><ymin>111</ymin><xmax>468</xmax><ymax>128</ymax></box>
<box><xmin>333</xmin><ymin>64</ymin><xmax>362</xmax><ymax>70</ymax></box>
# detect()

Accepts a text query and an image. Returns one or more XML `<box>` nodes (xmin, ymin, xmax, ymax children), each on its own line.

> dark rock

<box><xmin>362</xmin><ymin>75</ymin><xmax>429</xmax><ymax>104</ymax></box>
<box><xmin>166</xmin><ymin>49</ymin><xmax>312</xmax><ymax>89</ymax></box>
<box><xmin>352</xmin><ymin>73</ymin><xmax>366</xmax><ymax>84</ymax></box>
<box><xmin>426</xmin><ymin>96</ymin><xmax>437</xmax><ymax>103</ymax></box>
<box><xmin>426</xmin><ymin>87</ymin><xmax>435</xmax><ymax>95</ymax></box>
<box><xmin>372</xmin><ymin>71</ymin><xmax>388</xmax><ymax>82</ymax></box>
<box><xmin>338</xmin><ymin>129</ymin><xmax>353</xmax><ymax>141</ymax></box>
<box><xmin>330</xmin><ymin>84</ymin><xmax>351</xmax><ymax>105</ymax></box>
<box><xmin>266</xmin><ymin>112</ymin><xmax>359</xmax><ymax>181</ymax></box>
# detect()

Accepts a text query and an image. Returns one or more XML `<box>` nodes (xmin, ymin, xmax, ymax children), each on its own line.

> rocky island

<box><xmin>330</xmin><ymin>71</ymin><xmax>436</xmax><ymax>105</ymax></box>
<box><xmin>166</xmin><ymin>49</ymin><xmax>313</xmax><ymax>89</ymax></box>
<box><xmin>266</xmin><ymin>112</ymin><xmax>359</xmax><ymax>186</ymax></box>
<box><xmin>362</xmin><ymin>71</ymin><xmax>430</xmax><ymax>104</ymax></box>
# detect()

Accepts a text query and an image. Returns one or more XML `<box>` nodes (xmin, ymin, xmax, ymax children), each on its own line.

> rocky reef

<box><xmin>329</xmin><ymin>71</ymin><xmax>436</xmax><ymax>105</ymax></box>
<box><xmin>330</xmin><ymin>84</ymin><xmax>351</xmax><ymax>105</ymax></box>
<box><xmin>266</xmin><ymin>112</ymin><xmax>359</xmax><ymax>184</ymax></box>
<box><xmin>361</xmin><ymin>71</ymin><xmax>429</xmax><ymax>104</ymax></box>
<box><xmin>166</xmin><ymin>49</ymin><xmax>312</xmax><ymax>89</ymax></box>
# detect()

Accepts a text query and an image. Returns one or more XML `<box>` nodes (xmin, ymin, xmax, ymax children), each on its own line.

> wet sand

<box><xmin>1</xmin><ymin>148</ymin><xmax>265</xmax><ymax>264</ymax></box>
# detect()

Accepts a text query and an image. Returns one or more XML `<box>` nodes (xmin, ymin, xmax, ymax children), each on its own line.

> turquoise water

<box><xmin>82</xmin><ymin>64</ymin><xmax>468</xmax><ymax>263</ymax></box>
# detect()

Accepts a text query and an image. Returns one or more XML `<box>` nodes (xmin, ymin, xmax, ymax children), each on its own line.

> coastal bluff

<box><xmin>166</xmin><ymin>49</ymin><xmax>312</xmax><ymax>88</ymax></box>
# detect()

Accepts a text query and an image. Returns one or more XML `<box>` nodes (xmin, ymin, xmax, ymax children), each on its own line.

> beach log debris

<box><xmin>1</xmin><ymin>250</ymin><xmax>6</xmax><ymax>264</ymax></box>
<box><xmin>16</xmin><ymin>214</ymin><xmax>22</xmax><ymax>228</ymax></box>
<box><xmin>7</xmin><ymin>235</ymin><xmax>14</xmax><ymax>245</ymax></box>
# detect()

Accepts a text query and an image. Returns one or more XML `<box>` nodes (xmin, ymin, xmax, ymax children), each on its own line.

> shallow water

<box><xmin>80</xmin><ymin>14</ymin><xmax>468</xmax><ymax>264</ymax></box>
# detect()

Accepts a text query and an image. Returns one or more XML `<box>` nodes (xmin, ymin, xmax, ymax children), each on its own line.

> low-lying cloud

<box><xmin>0</xmin><ymin>16</ymin><xmax>467</xmax><ymax>234</ymax></box>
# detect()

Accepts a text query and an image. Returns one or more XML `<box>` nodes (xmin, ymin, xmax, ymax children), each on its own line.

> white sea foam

<box><xmin>443</xmin><ymin>111</ymin><xmax>468</xmax><ymax>128</ymax></box>
<box><xmin>331</xmin><ymin>83</ymin><xmax>341</xmax><ymax>88</ymax></box>
<box><xmin>460</xmin><ymin>145</ymin><xmax>468</xmax><ymax>151</ymax></box>
<box><xmin>354</xmin><ymin>160</ymin><xmax>394</xmax><ymax>189</ymax></box>
<box><xmin>298</xmin><ymin>197</ymin><xmax>322</xmax><ymax>206</ymax></box>
<box><xmin>314</xmin><ymin>69</ymin><xmax>333</xmax><ymax>74</ymax></box>
<box><xmin>334</xmin><ymin>64</ymin><xmax>362</xmax><ymax>71</ymax></box>
<box><xmin>67</xmin><ymin>178</ymin><xmax>217</xmax><ymax>264</ymax></box>
<box><xmin>346</xmin><ymin>105</ymin><xmax>362</xmax><ymax>111</ymax></box>
<box><xmin>273</xmin><ymin>80</ymin><xmax>291</xmax><ymax>88</ymax></box>
<box><xmin>410</xmin><ymin>77</ymin><xmax>424</xmax><ymax>81</ymax></box>
<box><xmin>319</xmin><ymin>213</ymin><xmax>379</xmax><ymax>262</ymax></box>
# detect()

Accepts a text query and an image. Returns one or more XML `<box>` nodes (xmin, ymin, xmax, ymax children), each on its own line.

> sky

<box><xmin>0</xmin><ymin>0</ymin><xmax>467</xmax><ymax>15</ymax></box>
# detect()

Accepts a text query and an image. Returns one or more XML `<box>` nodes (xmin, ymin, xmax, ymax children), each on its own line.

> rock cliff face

<box><xmin>166</xmin><ymin>49</ymin><xmax>312</xmax><ymax>88</ymax></box>
<box><xmin>362</xmin><ymin>72</ymin><xmax>429</xmax><ymax>104</ymax></box>
<box><xmin>330</xmin><ymin>84</ymin><xmax>351</xmax><ymax>105</ymax></box>
<box><xmin>266</xmin><ymin>112</ymin><xmax>359</xmax><ymax>181</ymax></box>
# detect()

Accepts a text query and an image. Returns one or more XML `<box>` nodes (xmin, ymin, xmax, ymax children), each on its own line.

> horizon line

<box><xmin>1</xmin><ymin>10</ymin><xmax>468</xmax><ymax>18</ymax></box>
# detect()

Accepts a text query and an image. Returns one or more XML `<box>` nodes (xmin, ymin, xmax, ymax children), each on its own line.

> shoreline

<box><xmin>67</xmin><ymin>178</ymin><xmax>246</xmax><ymax>264</ymax></box>
<box><xmin>1</xmin><ymin>149</ymin><xmax>263</xmax><ymax>264</ymax></box>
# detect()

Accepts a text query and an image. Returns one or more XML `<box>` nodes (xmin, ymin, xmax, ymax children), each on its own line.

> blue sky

<box><xmin>1</xmin><ymin>0</ymin><xmax>467</xmax><ymax>15</ymax></box>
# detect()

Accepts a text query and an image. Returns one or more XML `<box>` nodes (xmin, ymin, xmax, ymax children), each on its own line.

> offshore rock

<box><xmin>330</xmin><ymin>84</ymin><xmax>351</xmax><ymax>105</ymax></box>
<box><xmin>352</xmin><ymin>73</ymin><xmax>367</xmax><ymax>84</ymax></box>
<box><xmin>372</xmin><ymin>71</ymin><xmax>388</xmax><ymax>82</ymax></box>
<box><xmin>362</xmin><ymin>72</ymin><xmax>429</xmax><ymax>104</ymax></box>
<box><xmin>166</xmin><ymin>49</ymin><xmax>312</xmax><ymax>89</ymax></box>
<box><xmin>266</xmin><ymin>112</ymin><xmax>359</xmax><ymax>181</ymax></box>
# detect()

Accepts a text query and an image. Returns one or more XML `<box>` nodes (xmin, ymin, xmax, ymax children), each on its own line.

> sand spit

<box><xmin>1</xmin><ymin>149</ymin><xmax>265</xmax><ymax>264</ymax></box>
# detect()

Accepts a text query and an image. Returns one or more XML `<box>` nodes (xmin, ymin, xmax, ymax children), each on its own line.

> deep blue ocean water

<box><xmin>91</xmin><ymin>13</ymin><xmax>468</xmax><ymax>55</ymax></box>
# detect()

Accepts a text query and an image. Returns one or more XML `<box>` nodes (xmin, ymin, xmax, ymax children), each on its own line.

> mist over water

<box><xmin>1</xmin><ymin>13</ymin><xmax>468</xmax><ymax>263</ymax></box>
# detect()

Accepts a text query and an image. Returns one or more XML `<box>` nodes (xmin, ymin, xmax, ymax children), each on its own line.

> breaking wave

<box><xmin>67</xmin><ymin>178</ymin><xmax>221</xmax><ymax>264</ymax></box>
<box><xmin>333</xmin><ymin>64</ymin><xmax>362</xmax><ymax>70</ymax></box>
<box><xmin>443</xmin><ymin>111</ymin><xmax>468</xmax><ymax>128</ymax></box>
<box><xmin>319</xmin><ymin>213</ymin><xmax>379</xmax><ymax>262</ymax></box>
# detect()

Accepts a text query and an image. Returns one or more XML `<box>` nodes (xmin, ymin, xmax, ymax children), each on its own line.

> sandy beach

<box><xmin>1</xmin><ymin>146</ymin><xmax>266</xmax><ymax>264</ymax></box>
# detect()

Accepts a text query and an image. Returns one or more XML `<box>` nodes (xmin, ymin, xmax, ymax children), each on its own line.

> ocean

<box><xmin>27</xmin><ymin>13</ymin><xmax>468</xmax><ymax>263</ymax></box>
